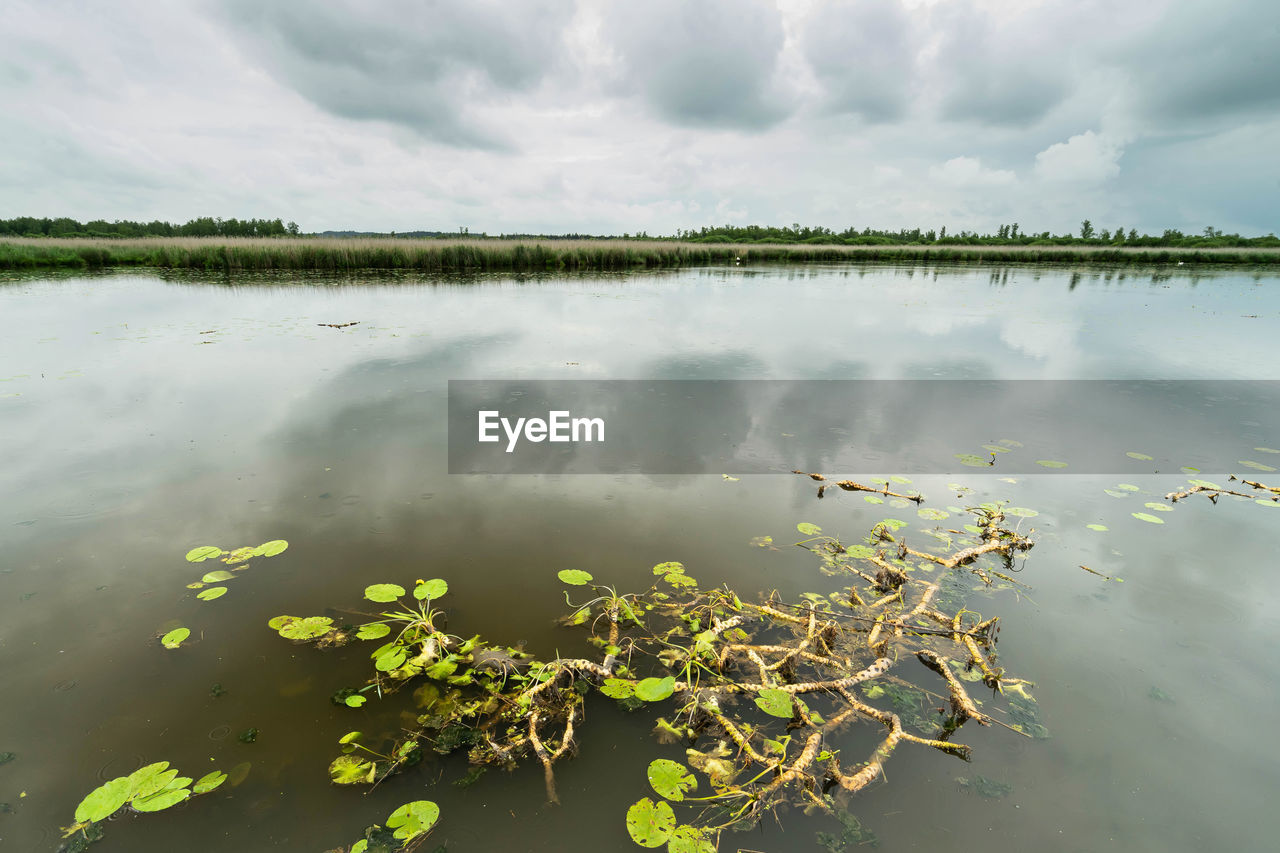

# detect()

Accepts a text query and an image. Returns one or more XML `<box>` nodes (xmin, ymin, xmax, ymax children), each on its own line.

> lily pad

<box><xmin>201</xmin><ymin>570</ymin><xmax>235</xmax><ymax>583</ymax></box>
<box><xmin>1003</xmin><ymin>507</ymin><xmax>1039</xmax><ymax>518</ymax></box>
<box><xmin>634</xmin><ymin>676</ymin><xmax>676</xmax><ymax>702</ymax></box>
<box><xmin>184</xmin><ymin>546</ymin><xmax>223</xmax><ymax>563</ymax></box>
<box><xmin>1086</xmin><ymin>524</ymin><xmax>1108</xmax><ymax>532</ymax></box>
<box><xmin>1255</xmin><ymin>447</ymin><xmax>1280</xmax><ymax>454</ymax></box>
<box><xmin>356</xmin><ymin>623</ymin><xmax>391</xmax><ymax>641</ymax></box>
<box><xmin>254</xmin><ymin>539</ymin><xmax>289</xmax><ymax>557</ymax></box>
<box><xmin>131</xmin><ymin>787</ymin><xmax>190</xmax><ymax>813</ymax></box>
<box><xmin>626</xmin><ymin>798</ymin><xmax>676</xmax><ymax>848</ymax></box>
<box><xmin>863</xmin><ymin>495</ymin><xmax>884</xmax><ymax>504</ymax></box>
<box><xmin>917</xmin><ymin>508</ymin><xmax>949</xmax><ymax>521</ymax></box>
<box><xmin>1132</xmin><ymin>512</ymin><xmax>1165</xmax><ymax>524</ymax></box>
<box><xmin>386</xmin><ymin>800</ymin><xmax>440</xmax><ymax>841</ymax></box>
<box><xmin>1143</xmin><ymin>502</ymin><xmax>1173</xmax><ymax>512</ymax></box>
<box><xmin>668</xmin><ymin>825</ymin><xmax>716</xmax><ymax>853</ymax></box>
<box><xmin>1126</xmin><ymin>452</ymin><xmax>1154</xmax><ymax>461</ymax></box>
<box><xmin>74</xmin><ymin>777</ymin><xmax>131</xmax><ymax>823</ymax></box>
<box><xmin>556</xmin><ymin>570</ymin><xmax>594</xmax><ymax>586</ymax></box>
<box><xmin>754</xmin><ymin>687</ymin><xmax>794</xmax><ymax>718</ymax></box>
<box><xmin>1239</xmin><ymin>460</ymin><xmax>1278</xmax><ymax>472</ymax></box>
<box><xmin>955</xmin><ymin>453</ymin><xmax>990</xmax><ymax>467</ymax></box>
<box><xmin>1103</xmin><ymin>489</ymin><xmax>1129</xmax><ymax>498</ymax></box>
<box><xmin>127</xmin><ymin>763</ymin><xmax>177</xmax><ymax>799</ymax></box>
<box><xmin>192</xmin><ymin>771</ymin><xmax>226</xmax><ymax>795</ymax></box>
<box><xmin>345</xmin><ymin>695</ymin><xmax>367</xmax><ymax>708</ymax></box>
<box><xmin>1036</xmin><ymin>460</ymin><xmax>1068</xmax><ymax>469</ymax></box>
<box><xmin>414</xmin><ymin>578</ymin><xmax>448</xmax><ymax>600</ymax></box>
<box><xmin>364</xmin><ymin>583</ymin><xmax>406</xmax><ymax>603</ymax></box>
<box><xmin>375</xmin><ymin>648</ymin><xmax>408</xmax><ymax>672</ymax></box>
<box><xmin>647</xmin><ymin>759</ymin><xmax>697</xmax><ymax>801</ymax></box>
<box><xmin>1116</xmin><ymin>484</ymin><xmax>1141</xmax><ymax>492</ymax></box>
<box><xmin>652</xmin><ymin>561</ymin><xmax>685</xmax><ymax>576</ymax></box>
<box><xmin>161</xmin><ymin>628</ymin><xmax>190</xmax><ymax>649</ymax></box>
<box><xmin>196</xmin><ymin>587</ymin><xmax>227</xmax><ymax>601</ymax></box>
<box><xmin>328</xmin><ymin>755</ymin><xmax>376</xmax><ymax>785</ymax></box>
<box><xmin>600</xmin><ymin>678</ymin><xmax>636</xmax><ymax>699</ymax></box>
<box><xmin>276</xmin><ymin>616</ymin><xmax>334</xmax><ymax>640</ymax></box>
<box><xmin>1256</xmin><ymin>499</ymin><xmax>1280</xmax><ymax>508</ymax></box>
<box><xmin>796</xmin><ymin>522</ymin><xmax>822</xmax><ymax>536</ymax></box>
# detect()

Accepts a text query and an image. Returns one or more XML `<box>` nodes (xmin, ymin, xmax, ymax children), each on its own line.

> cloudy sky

<box><xmin>2</xmin><ymin>0</ymin><xmax>1277</xmax><ymax>236</ymax></box>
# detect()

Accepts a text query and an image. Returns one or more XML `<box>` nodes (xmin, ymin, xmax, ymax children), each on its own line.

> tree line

<box><xmin>0</xmin><ymin>216</ymin><xmax>299</xmax><ymax>239</ymax></box>
<box><xmin>672</xmin><ymin>221</ymin><xmax>1280</xmax><ymax>249</ymax></box>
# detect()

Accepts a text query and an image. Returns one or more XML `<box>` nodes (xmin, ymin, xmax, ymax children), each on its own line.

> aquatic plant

<box><xmin>266</xmin><ymin>478</ymin><xmax>1043</xmax><ymax>850</ymax></box>
<box><xmin>61</xmin><ymin>762</ymin><xmax>227</xmax><ymax>848</ymax></box>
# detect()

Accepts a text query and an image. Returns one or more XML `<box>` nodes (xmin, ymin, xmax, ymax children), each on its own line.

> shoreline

<box><xmin>3</xmin><ymin>236</ymin><xmax>1278</xmax><ymax>272</ymax></box>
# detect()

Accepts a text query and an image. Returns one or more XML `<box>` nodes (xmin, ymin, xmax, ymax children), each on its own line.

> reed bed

<box><xmin>2</xmin><ymin>236</ymin><xmax>1277</xmax><ymax>273</ymax></box>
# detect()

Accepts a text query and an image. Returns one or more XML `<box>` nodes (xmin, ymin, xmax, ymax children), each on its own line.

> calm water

<box><xmin>2</xmin><ymin>264</ymin><xmax>1278</xmax><ymax>852</ymax></box>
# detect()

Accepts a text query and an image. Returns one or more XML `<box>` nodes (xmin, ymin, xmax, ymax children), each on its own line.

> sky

<box><xmin>2</xmin><ymin>0</ymin><xmax>1277</xmax><ymax>236</ymax></box>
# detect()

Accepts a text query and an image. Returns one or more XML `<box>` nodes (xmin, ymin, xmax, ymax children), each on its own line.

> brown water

<box><xmin>1</xmin><ymin>265</ymin><xmax>1278</xmax><ymax>852</ymax></box>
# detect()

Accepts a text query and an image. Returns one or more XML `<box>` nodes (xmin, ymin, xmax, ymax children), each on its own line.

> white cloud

<box><xmin>928</xmin><ymin>156</ymin><xmax>1016</xmax><ymax>187</ymax></box>
<box><xmin>1034</xmin><ymin>131</ymin><xmax>1125</xmax><ymax>184</ymax></box>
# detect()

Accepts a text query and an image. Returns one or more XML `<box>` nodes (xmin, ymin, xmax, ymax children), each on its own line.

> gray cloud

<box><xmin>601</xmin><ymin>0</ymin><xmax>789</xmax><ymax>130</ymax></box>
<box><xmin>216</xmin><ymin>0</ymin><xmax>577</xmax><ymax>149</ymax></box>
<box><xmin>802</xmin><ymin>0</ymin><xmax>914</xmax><ymax>123</ymax></box>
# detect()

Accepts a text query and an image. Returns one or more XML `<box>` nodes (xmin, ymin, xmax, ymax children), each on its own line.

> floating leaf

<box><xmin>647</xmin><ymin>759</ymin><xmax>697</xmax><ymax>801</ymax></box>
<box><xmin>1187</xmin><ymin>479</ymin><xmax>1222</xmax><ymax>489</ymax></box>
<box><xmin>386</xmin><ymin>800</ymin><xmax>440</xmax><ymax>841</ymax></box>
<box><xmin>879</xmin><ymin>518</ymin><xmax>909</xmax><ymax>532</ymax></box>
<box><xmin>1126</xmin><ymin>452</ymin><xmax>1154</xmax><ymax>461</ymax></box>
<box><xmin>626</xmin><ymin>798</ymin><xmax>676</xmax><ymax>848</ymax></box>
<box><xmin>1036</xmin><ymin>460</ymin><xmax>1068</xmax><ymax>469</ymax></box>
<box><xmin>192</xmin><ymin>771</ymin><xmax>226</xmax><ymax>795</ymax></box>
<box><xmin>1143</xmin><ymin>502</ymin><xmax>1173</xmax><ymax>512</ymax></box>
<box><xmin>1181</xmin><ymin>466</ymin><xmax>1200</xmax><ymax>474</ymax></box>
<box><xmin>668</xmin><ymin>825</ymin><xmax>716</xmax><ymax>853</ymax></box>
<box><xmin>223</xmin><ymin>547</ymin><xmax>255</xmax><ymax>564</ymax></box>
<box><xmin>600</xmin><ymin>678</ymin><xmax>636</xmax><ymax>699</ymax></box>
<box><xmin>254</xmin><ymin>539</ymin><xmax>289</xmax><ymax>557</ymax></box>
<box><xmin>1086</xmin><ymin>524</ymin><xmax>1108</xmax><ymax>532</ymax></box>
<box><xmin>634</xmin><ymin>676</ymin><xmax>676</xmax><ymax>702</ymax></box>
<box><xmin>888</xmin><ymin>475</ymin><xmax>912</xmax><ymax>484</ymax></box>
<box><xmin>414</xmin><ymin>578</ymin><xmax>448</xmax><ymax>600</ymax></box>
<box><xmin>127</xmin><ymin>763</ymin><xmax>177</xmax><ymax>799</ymax></box>
<box><xmin>226</xmin><ymin>762</ymin><xmax>252</xmax><ymax>787</ymax></box>
<box><xmin>982</xmin><ymin>445</ymin><xmax>1011</xmax><ymax>454</ymax></box>
<box><xmin>345</xmin><ymin>695</ymin><xmax>367</xmax><ymax>708</ymax></box>
<box><xmin>955</xmin><ymin>453</ymin><xmax>990</xmax><ymax>467</ymax></box>
<box><xmin>754</xmin><ymin>687</ymin><xmax>794</xmax><ymax>718</ymax></box>
<box><xmin>1103</xmin><ymin>489</ymin><xmax>1129</xmax><ymax>498</ymax></box>
<box><xmin>196</xmin><ymin>587</ymin><xmax>227</xmax><ymax>601</ymax></box>
<box><xmin>1003</xmin><ymin>507</ymin><xmax>1039</xmax><ymax>518</ymax></box>
<box><xmin>185</xmin><ymin>546</ymin><xmax>223</xmax><ymax>563</ymax></box>
<box><xmin>1132</xmin><ymin>512</ymin><xmax>1165</xmax><ymax>524</ymax></box>
<box><xmin>917</xmin><ymin>508</ymin><xmax>949</xmax><ymax>521</ymax></box>
<box><xmin>376</xmin><ymin>648</ymin><xmax>407</xmax><ymax>671</ymax></box>
<box><xmin>556</xmin><ymin>570</ymin><xmax>594</xmax><ymax>586</ymax></box>
<box><xmin>364</xmin><ymin>583</ymin><xmax>406</xmax><ymax>603</ymax></box>
<box><xmin>796</xmin><ymin>522</ymin><xmax>822</xmax><ymax>536</ymax></box>
<box><xmin>356</xmin><ymin>623</ymin><xmax>391</xmax><ymax>640</ymax></box>
<box><xmin>1256</xmin><ymin>499</ymin><xmax>1280</xmax><ymax>508</ymax></box>
<box><xmin>74</xmin><ymin>777</ymin><xmax>131</xmax><ymax>823</ymax></box>
<box><xmin>1116</xmin><ymin>484</ymin><xmax>1141</xmax><ymax>492</ymax></box>
<box><xmin>863</xmin><ymin>495</ymin><xmax>884</xmax><ymax>504</ymax></box>
<box><xmin>1239</xmin><ymin>460</ymin><xmax>1278</xmax><ymax>472</ymax></box>
<box><xmin>652</xmin><ymin>562</ymin><xmax>684</xmax><ymax>576</ymax></box>
<box><xmin>201</xmin><ymin>570</ymin><xmax>235</xmax><ymax>583</ymax></box>
<box><xmin>160</xmin><ymin>628</ymin><xmax>190</xmax><ymax>650</ymax></box>
<box><xmin>328</xmin><ymin>755</ymin><xmax>376</xmax><ymax>785</ymax></box>
<box><xmin>1255</xmin><ymin>447</ymin><xmax>1280</xmax><ymax>454</ymax></box>
<box><xmin>132</xmin><ymin>787</ymin><xmax>190</xmax><ymax>813</ymax></box>
<box><xmin>276</xmin><ymin>616</ymin><xmax>333</xmax><ymax>640</ymax></box>
<box><xmin>748</xmin><ymin>536</ymin><xmax>773</xmax><ymax>547</ymax></box>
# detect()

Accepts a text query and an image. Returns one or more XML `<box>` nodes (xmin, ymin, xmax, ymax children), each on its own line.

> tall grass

<box><xmin>2</xmin><ymin>237</ymin><xmax>1278</xmax><ymax>273</ymax></box>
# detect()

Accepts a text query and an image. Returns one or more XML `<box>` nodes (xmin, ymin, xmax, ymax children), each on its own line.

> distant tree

<box><xmin>1128</xmin><ymin>228</ymin><xmax>1138</xmax><ymax>242</ymax></box>
<box><xmin>1010</xmin><ymin>223</ymin><xmax>1020</xmax><ymax>239</ymax></box>
<box><xmin>1080</xmin><ymin>219</ymin><xmax>1094</xmax><ymax>239</ymax></box>
<box><xmin>1113</xmin><ymin>226</ymin><xmax>1125</xmax><ymax>243</ymax></box>
<box><xmin>1100</xmin><ymin>229</ymin><xmax>1111</xmax><ymax>242</ymax></box>
<box><xmin>287</xmin><ymin>221</ymin><xmax>299</xmax><ymax>236</ymax></box>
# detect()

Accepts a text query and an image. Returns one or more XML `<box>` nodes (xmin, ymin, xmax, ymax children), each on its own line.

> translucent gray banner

<box><xmin>446</xmin><ymin>380</ymin><xmax>1280</xmax><ymax>475</ymax></box>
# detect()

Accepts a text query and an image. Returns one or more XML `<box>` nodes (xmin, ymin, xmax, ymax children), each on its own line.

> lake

<box><xmin>2</xmin><ymin>263</ymin><xmax>1278</xmax><ymax>852</ymax></box>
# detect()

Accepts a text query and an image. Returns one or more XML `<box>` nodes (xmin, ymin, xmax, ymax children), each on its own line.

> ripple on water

<box><xmin>95</xmin><ymin>752</ymin><xmax>145</xmax><ymax>782</ymax></box>
<box><xmin>208</xmin><ymin>724</ymin><xmax>232</xmax><ymax>741</ymax></box>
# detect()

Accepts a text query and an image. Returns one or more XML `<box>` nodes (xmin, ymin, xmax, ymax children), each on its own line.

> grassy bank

<box><xmin>3</xmin><ymin>236</ymin><xmax>1279</xmax><ymax>273</ymax></box>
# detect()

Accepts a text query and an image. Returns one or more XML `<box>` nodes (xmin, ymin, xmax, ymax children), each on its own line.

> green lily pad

<box><xmin>1086</xmin><ymin>524</ymin><xmax>1108</xmax><ymax>532</ymax></box>
<box><xmin>1126</xmin><ymin>452</ymin><xmax>1154</xmax><ymax>460</ymax></box>
<box><xmin>201</xmin><ymin>570</ymin><xmax>235</xmax><ymax>583</ymax></box>
<box><xmin>1132</xmin><ymin>512</ymin><xmax>1164</xmax><ymax>524</ymax></box>
<box><xmin>345</xmin><ymin>695</ymin><xmax>367</xmax><ymax>708</ymax></box>
<box><xmin>1256</xmin><ymin>499</ymin><xmax>1280</xmax><ymax>507</ymax></box>
<box><xmin>652</xmin><ymin>562</ymin><xmax>685</xmax><ymax>576</ymax></box>
<box><xmin>1188</xmin><ymin>479</ymin><xmax>1222</xmax><ymax>489</ymax></box>
<box><xmin>600</xmin><ymin>678</ymin><xmax>636</xmax><ymax>699</ymax></box>
<box><xmin>917</xmin><ymin>508</ymin><xmax>949</xmax><ymax>521</ymax></box>
<box><xmin>1116</xmin><ymin>484</ymin><xmax>1141</xmax><ymax>492</ymax></box>
<box><xmin>192</xmin><ymin>771</ymin><xmax>226</xmax><ymax>795</ymax></box>
<box><xmin>796</xmin><ymin>522</ymin><xmax>822</xmax><ymax>536</ymax></box>
<box><xmin>276</xmin><ymin>616</ymin><xmax>334</xmax><ymax>640</ymax></box>
<box><xmin>626</xmin><ymin>798</ymin><xmax>676</xmax><ymax>848</ymax></box>
<box><xmin>955</xmin><ymin>453</ymin><xmax>990</xmax><ymax>467</ymax></box>
<box><xmin>375</xmin><ymin>648</ymin><xmax>408</xmax><ymax>672</ymax></box>
<box><xmin>1036</xmin><ymin>460</ymin><xmax>1068</xmax><ymax>469</ymax></box>
<box><xmin>160</xmin><ymin>628</ymin><xmax>190</xmax><ymax>650</ymax></box>
<box><xmin>74</xmin><ymin>777</ymin><xmax>131</xmax><ymax>823</ymax></box>
<box><xmin>196</xmin><ymin>587</ymin><xmax>227</xmax><ymax>601</ymax></box>
<box><xmin>556</xmin><ymin>570</ymin><xmax>594</xmax><ymax>586</ymax></box>
<box><xmin>1143</xmin><ymin>502</ymin><xmax>1173</xmax><ymax>512</ymax></box>
<box><xmin>127</xmin><ymin>763</ymin><xmax>177</xmax><ymax>799</ymax></box>
<box><xmin>364</xmin><ymin>583</ymin><xmax>406</xmax><ymax>603</ymax></box>
<box><xmin>1003</xmin><ymin>507</ymin><xmax>1039</xmax><ymax>518</ymax></box>
<box><xmin>1255</xmin><ymin>447</ymin><xmax>1280</xmax><ymax>454</ymax></box>
<box><xmin>386</xmin><ymin>800</ymin><xmax>440</xmax><ymax>841</ymax></box>
<box><xmin>1103</xmin><ymin>489</ymin><xmax>1129</xmax><ymax>498</ymax></box>
<box><xmin>414</xmin><ymin>578</ymin><xmax>448</xmax><ymax>600</ymax></box>
<box><xmin>863</xmin><ymin>495</ymin><xmax>884</xmax><ymax>504</ymax></box>
<box><xmin>132</xmin><ymin>787</ymin><xmax>190</xmax><ymax>813</ymax></box>
<box><xmin>647</xmin><ymin>759</ymin><xmax>697</xmax><ymax>801</ymax></box>
<box><xmin>328</xmin><ymin>755</ymin><xmax>376</xmax><ymax>785</ymax></box>
<box><xmin>1239</xmin><ymin>460</ymin><xmax>1278</xmax><ymax>472</ymax></box>
<box><xmin>634</xmin><ymin>676</ymin><xmax>676</xmax><ymax>702</ymax></box>
<box><xmin>356</xmin><ymin>623</ymin><xmax>391</xmax><ymax>640</ymax></box>
<box><xmin>668</xmin><ymin>826</ymin><xmax>716</xmax><ymax>853</ymax></box>
<box><xmin>254</xmin><ymin>539</ymin><xmax>289</xmax><ymax>557</ymax></box>
<box><xmin>754</xmin><ymin>687</ymin><xmax>794</xmax><ymax>718</ymax></box>
<box><xmin>185</xmin><ymin>546</ymin><xmax>223</xmax><ymax>563</ymax></box>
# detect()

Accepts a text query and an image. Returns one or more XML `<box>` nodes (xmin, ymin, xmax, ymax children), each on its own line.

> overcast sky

<box><xmin>2</xmin><ymin>0</ymin><xmax>1277</xmax><ymax>236</ymax></box>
